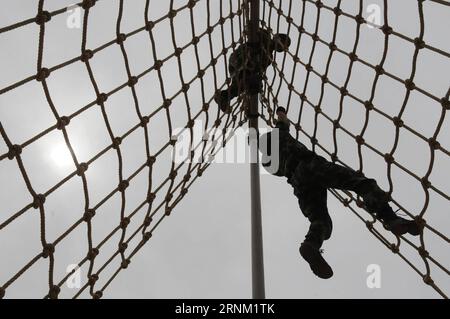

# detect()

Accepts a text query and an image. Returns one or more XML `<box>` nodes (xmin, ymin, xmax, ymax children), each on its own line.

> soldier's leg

<box><xmin>294</xmin><ymin>186</ymin><xmax>332</xmax><ymax>248</ymax></box>
<box><xmin>289</xmin><ymin>169</ymin><xmax>333</xmax><ymax>279</ymax></box>
<box><xmin>299</xmin><ymin>155</ymin><xmax>421</xmax><ymax>236</ymax></box>
<box><xmin>215</xmin><ymin>76</ymin><xmax>240</xmax><ymax>113</ymax></box>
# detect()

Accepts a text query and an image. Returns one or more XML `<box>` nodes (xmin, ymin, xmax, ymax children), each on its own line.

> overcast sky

<box><xmin>0</xmin><ymin>0</ymin><xmax>449</xmax><ymax>299</ymax></box>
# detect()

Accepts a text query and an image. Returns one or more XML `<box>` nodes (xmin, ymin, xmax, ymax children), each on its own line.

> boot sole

<box><xmin>300</xmin><ymin>243</ymin><xmax>333</xmax><ymax>279</ymax></box>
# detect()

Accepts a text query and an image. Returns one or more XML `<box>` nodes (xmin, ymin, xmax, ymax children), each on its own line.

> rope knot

<box><xmin>333</xmin><ymin>120</ymin><xmax>340</xmax><ymax>129</ymax></box>
<box><xmin>356</xmin><ymin>198</ymin><xmax>364</xmax><ymax>208</ymax></box>
<box><xmin>112</xmin><ymin>137</ymin><xmax>122</xmax><ymax>149</ymax></box>
<box><xmin>154</xmin><ymin>60</ymin><xmax>163</xmax><ymax>71</ymax></box>
<box><xmin>374</xmin><ymin>65</ymin><xmax>385</xmax><ymax>75</ymax></box>
<box><xmin>163</xmin><ymin>99</ymin><xmax>172</xmax><ymax>109</ymax></box>
<box><xmin>333</xmin><ymin>7</ymin><xmax>342</xmax><ymax>15</ymax></box>
<box><xmin>390</xmin><ymin>244</ymin><xmax>399</xmax><ymax>254</ymax></box>
<box><xmin>147</xmin><ymin>156</ymin><xmax>156</xmax><ymax>166</ymax></box>
<box><xmin>82</xmin><ymin>0</ymin><xmax>96</xmax><ymax>10</ymax></box>
<box><xmin>42</xmin><ymin>243</ymin><xmax>55</xmax><ymax>258</ymax></box>
<box><xmin>118</xmin><ymin>243</ymin><xmax>128</xmax><ymax>253</ymax></box>
<box><xmin>182</xmin><ymin>83</ymin><xmax>190</xmax><ymax>93</ymax></box>
<box><xmin>428</xmin><ymin>138</ymin><xmax>440</xmax><ymax>150</ymax></box>
<box><xmin>168</xmin><ymin>10</ymin><xmax>177</xmax><ymax>19</ymax></box>
<box><xmin>49</xmin><ymin>285</ymin><xmax>60</xmax><ymax>299</ymax></box>
<box><xmin>186</xmin><ymin>119</ymin><xmax>195</xmax><ymax>128</ymax></box>
<box><xmin>120</xmin><ymin>217</ymin><xmax>130</xmax><ymax>229</ymax></box>
<box><xmin>143</xmin><ymin>232</ymin><xmax>152</xmax><ymax>242</ymax></box>
<box><xmin>421</xmin><ymin>177</ymin><xmax>431</xmax><ymax>189</ymax></box>
<box><xmin>299</xmin><ymin>93</ymin><xmax>307</xmax><ymax>101</ymax></box>
<box><xmin>140</xmin><ymin>116</ymin><xmax>149</xmax><ymax>127</ymax></box>
<box><xmin>143</xmin><ymin>216</ymin><xmax>152</xmax><ymax>227</ymax></box>
<box><xmin>165</xmin><ymin>193</ymin><xmax>173</xmax><ymax>202</ymax></box>
<box><xmin>169</xmin><ymin>171</ymin><xmax>177</xmax><ymax>180</ymax></box>
<box><xmin>33</xmin><ymin>194</ymin><xmax>46</xmax><ymax>209</ymax></box>
<box><xmin>36</xmin><ymin>68</ymin><xmax>50</xmax><ymax>81</ymax></box>
<box><xmin>381</xmin><ymin>24</ymin><xmax>393</xmax><ymax>35</ymax></box>
<box><xmin>328</xmin><ymin>42</ymin><xmax>337</xmax><ymax>51</ymax></box>
<box><xmin>384</xmin><ymin>153</ymin><xmax>394</xmax><ymax>164</ymax></box>
<box><xmin>197</xmin><ymin>69</ymin><xmax>205</xmax><ymax>78</ymax></box>
<box><xmin>77</xmin><ymin>162</ymin><xmax>89</xmax><ymax>176</ymax></box>
<box><xmin>116</xmin><ymin>33</ymin><xmax>127</xmax><ymax>44</ymax></box>
<box><xmin>96</xmin><ymin>93</ymin><xmax>108</xmax><ymax>105</ymax></box>
<box><xmin>355</xmin><ymin>14</ymin><xmax>365</xmax><ymax>25</ymax></box>
<box><xmin>118</xmin><ymin>180</ymin><xmax>129</xmax><ymax>192</ymax></box>
<box><xmin>349</xmin><ymin>52</ymin><xmax>358</xmax><ymax>62</ymax></box>
<box><xmin>405</xmin><ymin>79</ymin><xmax>416</xmax><ymax>91</ymax></box>
<box><xmin>441</xmin><ymin>97</ymin><xmax>449</xmax><ymax>110</ymax></box>
<box><xmin>364</xmin><ymin>100</ymin><xmax>374</xmax><ymax>110</ymax></box>
<box><xmin>35</xmin><ymin>11</ymin><xmax>51</xmax><ymax>25</ymax></box>
<box><xmin>392</xmin><ymin>116</ymin><xmax>404</xmax><ymax>128</ymax></box>
<box><xmin>7</xmin><ymin>144</ymin><xmax>22</xmax><ymax>160</ymax></box>
<box><xmin>187</xmin><ymin>0</ymin><xmax>196</xmax><ymax>9</ymax></box>
<box><xmin>57</xmin><ymin>116</ymin><xmax>70</xmax><ymax>130</ymax></box>
<box><xmin>330</xmin><ymin>153</ymin><xmax>338</xmax><ymax>162</ymax></box>
<box><xmin>423</xmin><ymin>275</ymin><xmax>434</xmax><ymax>285</ymax></box>
<box><xmin>414</xmin><ymin>37</ymin><xmax>426</xmax><ymax>49</ymax></box>
<box><xmin>87</xmin><ymin>248</ymin><xmax>99</xmax><ymax>260</ymax></box>
<box><xmin>81</xmin><ymin>49</ymin><xmax>94</xmax><ymax>62</ymax></box>
<box><xmin>127</xmin><ymin>76</ymin><xmax>138</xmax><ymax>87</ymax></box>
<box><xmin>93</xmin><ymin>291</ymin><xmax>103</xmax><ymax>299</ymax></box>
<box><xmin>121</xmin><ymin>259</ymin><xmax>130</xmax><ymax>269</ymax></box>
<box><xmin>145</xmin><ymin>21</ymin><xmax>155</xmax><ymax>31</ymax></box>
<box><xmin>174</xmin><ymin>47</ymin><xmax>183</xmax><ymax>57</ymax></box>
<box><xmin>355</xmin><ymin>135</ymin><xmax>365</xmax><ymax>145</ymax></box>
<box><xmin>88</xmin><ymin>274</ymin><xmax>99</xmax><ymax>285</ymax></box>
<box><xmin>146</xmin><ymin>193</ymin><xmax>156</xmax><ymax>204</ymax></box>
<box><xmin>83</xmin><ymin>209</ymin><xmax>96</xmax><ymax>222</ymax></box>
<box><xmin>418</xmin><ymin>246</ymin><xmax>429</xmax><ymax>258</ymax></box>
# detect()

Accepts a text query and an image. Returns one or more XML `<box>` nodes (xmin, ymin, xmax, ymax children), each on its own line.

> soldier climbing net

<box><xmin>0</xmin><ymin>0</ymin><xmax>448</xmax><ymax>299</ymax></box>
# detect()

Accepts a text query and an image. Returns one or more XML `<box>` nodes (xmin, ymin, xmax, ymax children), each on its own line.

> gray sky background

<box><xmin>0</xmin><ymin>0</ymin><xmax>449</xmax><ymax>298</ymax></box>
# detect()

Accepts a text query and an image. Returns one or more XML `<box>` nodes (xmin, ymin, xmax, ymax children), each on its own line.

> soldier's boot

<box><xmin>299</xmin><ymin>229</ymin><xmax>333</xmax><ymax>279</ymax></box>
<box><xmin>214</xmin><ymin>90</ymin><xmax>232</xmax><ymax>113</ymax></box>
<box><xmin>357</xmin><ymin>180</ymin><xmax>422</xmax><ymax>237</ymax></box>
<box><xmin>300</xmin><ymin>241</ymin><xmax>333</xmax><ymax>279</ymax></box>
<box><xmin>384</xmin><ymin>217</ymin><xmax>422</xmax><ymax>236</ymax></box>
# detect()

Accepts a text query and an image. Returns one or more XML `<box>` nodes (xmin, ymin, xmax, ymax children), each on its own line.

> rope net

<box><xmin>0</xmin><ymin>0</ymin><xmax>448</xmax><ymax>298</ymax></box>
<box><xmin>259</xmin><ymin>0</ymin><xmax>449</xmax><ymax>298</ymax></box>
<box><xmin>0</xmin><ymin>0</ymin><xmax>248</xmax><ymax>299</ymax></box>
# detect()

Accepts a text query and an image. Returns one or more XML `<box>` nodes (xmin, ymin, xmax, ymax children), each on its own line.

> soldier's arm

<box><xmin>275</xmin><ymin>107</ymin><xmax>290</xmax><ymax>131</ymax></box>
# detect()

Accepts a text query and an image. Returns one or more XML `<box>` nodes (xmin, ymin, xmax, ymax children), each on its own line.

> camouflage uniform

<box><xmin>225</xmin><ymin>29</ymin><xmax>276</xmax><ymax>99</ymax></box>
<box><xmin>261</xmin><ymin>120</ymin><xmax>398</xmax><ymax>248</ymax></box>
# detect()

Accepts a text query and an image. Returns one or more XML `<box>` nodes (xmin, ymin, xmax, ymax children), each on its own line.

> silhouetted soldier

<box><xmin>214</xmin><ymin>29</ymin><xmax>291</xmax><ymax>113</ymax></box>
<box><xmin>260</xmin><ymin>107</ymin><xmax>421</xmax><ymax>279</ymax></box>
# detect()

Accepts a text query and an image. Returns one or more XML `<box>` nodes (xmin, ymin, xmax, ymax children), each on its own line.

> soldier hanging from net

<box><xmin>259</xmin><ymin>107</ymin><xmax>422</xmax><ymax>279</ymax></box>
<box><xmin>214</xmin><ymin>28</ymin><xmax>291</xmax><ymax>112</ymax></box>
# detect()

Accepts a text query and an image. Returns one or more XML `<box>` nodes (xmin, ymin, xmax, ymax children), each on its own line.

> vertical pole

<box><xmin>247</xmin><ymin>0</ymin><xmax>265</xmax><ymax>299</ymax></box>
